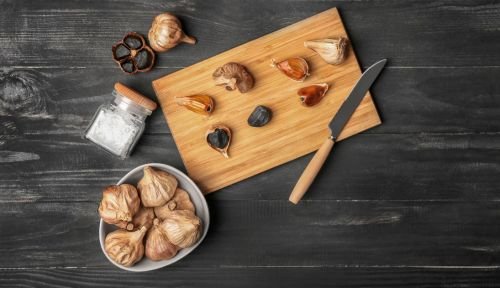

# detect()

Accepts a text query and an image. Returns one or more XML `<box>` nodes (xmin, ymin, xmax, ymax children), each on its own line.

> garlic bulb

<box><xmin>137</xmin><ymin>166</ymin><xmax>178</xmax><ymax>207</ymax></box>
<box><xmin>145</xmin><ymin>218</ymin><xmax>179</xmax><ymax>261</ymax></box>
<box><xmin>160</xmin><ymin>210</ymin><xmax>202</xmax><ymax>248</ymax></box>
<box><xmin>104</xmin><ymin>226</ymin><xmax>147</xmax><ymax>267</ymax></box>
<box><xmin>154</xmin><ymin>188</ymin><xmax>195</xmax><ymax>220</ymax></box>
<box><xmin>98</xmin><ymin>184</ymin><xmax>140</xmax><ymax>226</ymax></box>
<box><xmin>117</xmin><ymin>206</ymin><xmax>155</xmax><ymax>231</ymax></box>
<box><xmin>304</xmin><ymin>37</ymin><xmax>348</xmax><ymax>65</ymax></box>
<box><xmin>148</xmin><ymin>12</ymin><xmax>196</xmax><ymax>53</ymax></box>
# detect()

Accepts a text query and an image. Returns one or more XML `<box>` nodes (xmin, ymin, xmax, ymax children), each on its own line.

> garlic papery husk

<box><xmin>271</xmin><ymin>57</ymin><xmax>309</xmax><ymax>81</ymax></box>
<box><xmin>175</xmin><ymin>95</ymin><xmax>215</xmax><ymax>117</ymax></box>
<box><xmin>148</xmin><ymin>12</ymin><xmax>196</xmax><ymax>53</ymax></box>
<box><xmin>145</xmin><ymin>218</ymin><xmax>179</xmax><ymax>261</ymax></box>
<box><xmin>154</xmin><ymin>188</ymin><xmax>195</xmax><ymax>220</ymax></box>
<box><xmin>160</xmin><ymin>210</ymin><xmax>202</xmax><ymax>248</ymax></box>
<box><xmin>98</xmin><ymin>184</ymin><xmax>140</xmax><ymax>226</ymax></box>
<box><xmin>117</xmin><ymin>206</ymin><xmax>155</xmax><ymax>231</ymax></box>
<box><xmin>138</xmin><ymin>166</ymin><xmax>178</xmax><ymax>207</ymax></box>
<box><xmin>104</xmin><ymin>226</ymin><xmax>147</xmax><ymax>267</ymax></box>
<box><xmin>304</xmin><ymin>37</ymin><xmax>348</xmax><ymax>65</ymax></box>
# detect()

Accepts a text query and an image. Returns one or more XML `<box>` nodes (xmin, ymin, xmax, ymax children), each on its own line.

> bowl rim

<box><xmin>98</xmin><ymin>162</ymin><xmax>210</xmax><ymax>272</ymax></box>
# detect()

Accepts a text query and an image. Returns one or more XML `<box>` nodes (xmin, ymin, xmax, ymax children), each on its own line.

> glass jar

<box><xmin>84</xmin><ymin>82</ymin><xmax>157</xmax><ymax>159</ymax></box>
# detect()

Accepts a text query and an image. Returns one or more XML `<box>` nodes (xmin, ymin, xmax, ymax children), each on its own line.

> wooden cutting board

<box><xmin>152</xmin><ymin>8</ymin><xmax>381</xmax><ymax>193</ymax></box>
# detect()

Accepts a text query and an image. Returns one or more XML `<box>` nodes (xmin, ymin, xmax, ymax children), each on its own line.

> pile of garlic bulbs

<box><xmin>98</xmin><ymin>166</ymin><xmax>202</xmax><ymax>267</ymax></box>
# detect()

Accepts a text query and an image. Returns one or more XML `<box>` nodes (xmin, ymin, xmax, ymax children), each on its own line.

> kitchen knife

<box><xmin>289</xmin><ymin>59</ymin><xmax>387</xmax><ymax>204</ymax></box>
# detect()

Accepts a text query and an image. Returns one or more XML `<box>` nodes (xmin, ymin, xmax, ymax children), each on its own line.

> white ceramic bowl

<box><xmin>99</xmin><ymin>163</ymin><xmax>210</xmax><ymax>272</ymax></box>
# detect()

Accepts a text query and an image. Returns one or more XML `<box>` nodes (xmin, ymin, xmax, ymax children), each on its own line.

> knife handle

<box><xmin>289</xmin><ymin>137</ymin><xmax>335</xmax><ymax>204</ymax></box>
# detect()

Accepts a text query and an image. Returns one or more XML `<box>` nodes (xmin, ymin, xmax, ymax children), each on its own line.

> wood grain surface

<box><xmin>1</xmin><ymin>0</ymin><xmax>500</xmax><ymax>287</ymax></box>
<box><xmin>153</xmin><ymin>8</ymin><xmax>380</xmax><ymax>193</ymax></box>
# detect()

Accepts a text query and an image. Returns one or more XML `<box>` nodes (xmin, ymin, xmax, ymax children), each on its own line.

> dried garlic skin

<box><xmin>154</xmin><ymin>188</ymin><xmax>195</xmax><ymax>220</ymax></box>
<box><xmin>98</xmin><ymin>184</ymin><xmax>140</xmax><ymax>226</ymax></box>
<box><xmin>117</xmin><ymin>206</ymin><xmax>155</xmax><ymax>231</ymax></box>
<box><xmin>271</xmin><ymin>57</ymin><xmax>309</xmax><ymax>81</ymax></box>
<box><xmin>145</xmin><ymin>218</ymin><xmax>179</xmax><ymax>261</ymax></box>
<box><xmin>213</xmin><ymin>62</ymin><xmax>254</xmax><ymax>93</ymax></box>
<box><xmin>160</xmin><ymin>210</ymin><xmax>202</xmax><ymax>248</ymax></box>
<box><xmin>175</xmin><ymin>95</ymin><xmax>215</xmax><ymax>116</ymax></box>
<box><xmin>298</xmin><ymin>83</ymin><xmax>329</xmax><ymax>107</ymax></box>
<box><xmin>105</xmin><ymin>226</ymin><xmax>147</xmax><ymax>267</ymax></box>
<box><xmin>304</xmin><ymin>37</ymin><xmax>348</xmax><ymax>65</ymax></box>
<box><xmin>206</xmin><ymin>125</ymin><xmax>232</xmax><ymax>158</ymax></box>
<box><xmin>138</xmin><ymin>166</ymin><xmax>178</xmax><ymax>207</ymax></box>
<box><xmin>148</xmin><ymin>12</ymin><xmax>196</xmax><ymax>53</ymax></box>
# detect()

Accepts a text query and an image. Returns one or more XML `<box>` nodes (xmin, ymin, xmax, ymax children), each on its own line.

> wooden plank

<box><xmin>1</xmin><ymin>267</ymin><xmax>500</xmax><ymax>288</ymax></box>
<box><xmin>2</xmin><ymin>67</ymin><xmax>500</xmax><ymax>137</ymax></box>
<box><xmin>1</xmin><ymin>0</ymin><xmax>500</xmax><ymax>68</ymax></box>
<box><xmin>1</xmin><ymin>133</ymin><xmax>499</xmax><ymax>202</ymax></box>
<box><xmin>2</xmin><ymin>200</ymin><xmax>500</xmax><ymax>268</ymax></box>
<box><xmin>153</xmin><ymin>8</ymin><xmax>381</xmax><ymax>193</ymax></box>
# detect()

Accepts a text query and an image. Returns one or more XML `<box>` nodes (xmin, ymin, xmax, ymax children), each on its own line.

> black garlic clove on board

<box><xmin>206</xmin><ymin>125</ymin><xmax>232</xmax><ymax>158</ymax></box>
<box><xmin>247</xmin><ymin>105</ymin><xmax>272</xmax><ymax>127</ymax></box>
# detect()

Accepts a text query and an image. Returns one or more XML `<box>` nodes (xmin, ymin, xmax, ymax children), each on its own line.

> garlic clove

<box><xmin>206</xmin><ymin>125</ymin><xmax>232</xmax><ymax>158</ymax></box>
<box><xmin>148</xmin><ymin>12</ymin><xmax>196</xmax><ymax>53</ymax></box>
<box><xmin>145</xmin><ymin>218</ymin><xmax>179</xmax><ymax>261</ymax></box>
<box><xmin>98</xmin><ymin>184</ymin><xmax>140</xmax><ymax>226</ymax></box>
<box><xmin>137</xmin><ymin>166</ymin><xmax>178</xmax><ymax>207</ymax></box>
<box><xmin>175</xmin><ymin>95</ymin><xmax>215</xmax><ymax>116</ymax></box>
<box><xmin>104</xmin><ymin>226</ymin><xmax>148</xmax><ymax>267</ymax></box>
<box><xmin>160</xmin><ymin>210</ymin><xmax>202</xmax><ymax>248</ymax></box>
<box><xmin>304</xmin><ymin>37</ymin><xmax>348</xmax><ymax>65</ymax></box>
<box><xmin>298</xmin><ymin>83</ymin><xmax>329</xmax><ymax>107</ymax></box>
<box><xmin>271</xmin><ymin>57</ymin><xmax>309</xmax><ymax>81</ymax></box>
<box><xmin>117</xmin><ymin>206</ymin><xmax>155</xmax><ymax>231</ymax></box>
<box><xmin>154</xmin><ymin>188</ymin><xmax>195</xmax><ymax>220</ymax></box>
<box><xmin>212</xmin><ymin>62</ymin><xmax>255</xmax><ymax>93</ymax></box>
<box><xmin>247</xmin><ymin>105</ymin><xmax>273</xmax><ymax>127</ymax></box>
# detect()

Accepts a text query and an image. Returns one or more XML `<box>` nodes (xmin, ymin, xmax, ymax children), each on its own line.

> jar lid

<box><xmin>114</xmin><ymin>82</ymin><xmax>157</xmax><ymax>111</ymax></box>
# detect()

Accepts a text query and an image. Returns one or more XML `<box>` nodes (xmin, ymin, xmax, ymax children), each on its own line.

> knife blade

<box><xmin>289</xmin><ymin>59</ymin><xmax>387</xmax><ymax>204</ymax></box>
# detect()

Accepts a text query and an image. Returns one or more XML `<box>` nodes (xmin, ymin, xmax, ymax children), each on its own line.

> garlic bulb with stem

<box><xmin>160</xmin><ymin>210</ymin><xmax>202</xmax><ymax>248</ymax></box>
<box><xmin>304</xmin><ymin>37</ymin><xmax>348</xmax><ymax>65</ymax></box>
<box><xmin>116</xmin><ymin>206</ymin><xmax>155</xmax><ymax>231</ymax></box>
<box><xmin>104</xmin><ymin>226</ymin><xmax>147</xmax><ymax>267</ymax></box>
<box><xmin>138</xmin><ymin>166</ymin><xmax>178</xmax><ymax>207</ymax></box>
<box><xmin>148</xmin><ymin>12</ymin><xmax>196</xmax><ymax>53</ymax></box>
<box><xmin>98</xmin><ymin>184</ymin><xmax>140</xmax><ymax>226</ymax></box>
<box><xmin>145</xmin><ymin>218</ymin><xmax>179</xmax><ymax>261</ymax></box>
<box><xmin>154</xmin><ymin>188</ymin><xmax>195</xmax><ymax>220</ymax></box>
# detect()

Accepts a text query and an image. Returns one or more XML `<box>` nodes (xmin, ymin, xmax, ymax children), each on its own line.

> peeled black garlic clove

<box><xmin>98</xmin><ymin>184</ymin><xmax>140</xmax><ymax>226</ymax></box>
<box><xmin>145</xmin><ymin>218</ymin><xmax>179</xmax><ymax>261</ymax></box>
<box><xmin>160</xmin><ymin>210</ymin><xmax>202</xmax><ymax>248</ymax></box>
<box><xmin>104</xmin><ymin>226</ymin><xmax>148</xmax><ymax>267</ymax></box>
<box><xmin>148</xmin><ymin>12</ymin><xmax>197</xmax><ymax>53</ymax></box>
<box><xmin>298</xmin><ymin>83</ymin><xmax>329</xmax><ymax>107</ymax></box>
<box><xmin>248</xmin><ymin>105</ymin><xmax>272</xmax><ymax>127</ymax></box>
<box><xmin>137</xmin><ymin>166</ymin><xmax>178</xmax><ymax>207</ymax></box>
<box><xmin>213</xmin><ymin>62</ymin><xmax>254</xmax><ymax>93</ymax></box>
<box><xmin>175</xmin><ymin>95</ymin><xmax>215</xmax><ymax>116</ymax></box>
<box><xmin>154</xmin><ymin>188</ymin><xmax>195</xmax><ymax>220</ymax></box>
<box><xmin>271</xmin><ymin>57</ymin><xmax>309</xmax><ymax>81</ymax></box>
<box><xmin>206</xmin><ymin>125</ymin><xmax>232</xmax><ymax>158</ymax></box>
<box><xmin>304</xmin><ymin>37</ymin><xmax>348</xmax><ymax>65</ymax></box>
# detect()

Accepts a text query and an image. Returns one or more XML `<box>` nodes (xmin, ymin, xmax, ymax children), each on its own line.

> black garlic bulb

<box><xmin>247</xmin><ymin>105</ymin><xmax>272</xmax><ymax>127</ymax></box>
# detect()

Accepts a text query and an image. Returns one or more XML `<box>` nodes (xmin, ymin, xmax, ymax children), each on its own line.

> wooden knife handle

<box><xmin>289</xmin><ymin>137</ymin><xmax>335</xmax><ymax>204</ymax></box>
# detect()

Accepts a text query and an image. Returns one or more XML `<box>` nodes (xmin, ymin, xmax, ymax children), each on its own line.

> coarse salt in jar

<box><xmin>84</xmin><ymin>82</ymin><xmax>157</xmax><ymax>159</ymax></box>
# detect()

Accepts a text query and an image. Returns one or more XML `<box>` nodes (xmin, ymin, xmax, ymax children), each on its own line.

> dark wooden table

<box><xmin>1</xmin><ymin>1</ymin><xmax>499</xmax><ymax>287</ymax></box>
